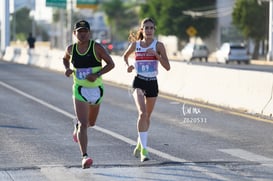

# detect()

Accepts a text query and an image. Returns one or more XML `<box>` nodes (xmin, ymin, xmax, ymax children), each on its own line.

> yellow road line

<box><xmin>160</xmin><ymin>94</ymin><xmax>273</xmax><ymax>124</ymax></box>
<box><xmin>105</xmin><ymin>81</ymin><xmax>273</xmax><ymax>124</ymax></box>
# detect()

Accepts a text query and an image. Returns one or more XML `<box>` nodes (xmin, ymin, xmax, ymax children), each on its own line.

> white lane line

<box><xmin>0</xmin><ymin>81</ymin><xmax>184</xmax><ymax>163</ymax></box>
<box><xmin>219</xmin><ymin>149</ymin><xmax>273</xmax><ymax>167</ymax></box>
<box><xmin>1</xmin><ymin>81</ymin><xmax>229</xmax><ymax>180</ymax></box>
<box><xmin>0</xmin><ymin>81</ymin><xmax>72</xmax><ymax>118</ymax></box>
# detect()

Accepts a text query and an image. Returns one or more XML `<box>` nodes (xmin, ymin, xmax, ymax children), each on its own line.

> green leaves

<box><xmin>139</xmin><ymin>0</ymin><xmax>216</xmax><ymax>40</ymax></box>
<box><xmin>232</xmin><ymin>0</ymin><xmax>267</xmax><ymax>40</ymax></box>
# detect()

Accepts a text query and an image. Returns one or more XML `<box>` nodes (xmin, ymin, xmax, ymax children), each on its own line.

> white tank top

<box><xmin>134</xmin><ymin>39</ymin><xmax>158</xmax><ymax>77</ymax></box>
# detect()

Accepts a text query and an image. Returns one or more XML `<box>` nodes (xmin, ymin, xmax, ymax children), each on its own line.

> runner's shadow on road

<box><xmin>0</xmin><ymin>125</ymin><xmax>37</xmax><ymax>130</ymax></box>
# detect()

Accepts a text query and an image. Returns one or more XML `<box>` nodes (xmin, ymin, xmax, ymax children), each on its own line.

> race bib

<box><xmin>75</xmin><ymin>68</ymin><xmax>92</xmax><ymax>80</ymax></box>
<box><xmin>136</xmin><ymin>61</ymin><xmax>157</xmax><ymax>73</ymax></box>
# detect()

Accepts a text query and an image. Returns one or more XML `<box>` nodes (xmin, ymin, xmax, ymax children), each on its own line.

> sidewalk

<box><xmin>0</xmin><ymin>164</ymin><xmax>194</xmax><ymax>181</ymax></box>
<box><xmin>251</xmin><ymin>59</ymin><xmax>273</xmax><ymax>66</ymax></box>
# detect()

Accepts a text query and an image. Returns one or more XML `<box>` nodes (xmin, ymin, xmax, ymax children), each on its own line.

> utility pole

<box><xmin>267</xmin><ymin>0</ymin><xmax>273</xmax><ymax>61</ymax></box>
<box><xmin>0</xmin><ymin>0</ymin><xmax>10</xmax><ymax>56</ymax></box>
<box><xmin>67</xmin><ymin>0</ymin><xmax>74</xmax><ymax>45</ymax></box>
<box><xmin>259</xmin><ymin>0</ymin><xmax>273</xmax><ymax>61</ymax></box>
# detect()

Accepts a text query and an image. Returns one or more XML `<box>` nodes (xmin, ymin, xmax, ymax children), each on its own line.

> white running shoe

<box><xmin>82</xmin><ymin>156</ymin><xmax>93</xmax><ymax>169</ymax></box>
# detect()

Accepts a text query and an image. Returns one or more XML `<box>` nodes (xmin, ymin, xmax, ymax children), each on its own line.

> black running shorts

<box><xmin>132</xmin><ymin>75</ymin><xmax>158</xmax><ymax>97</ymax></box>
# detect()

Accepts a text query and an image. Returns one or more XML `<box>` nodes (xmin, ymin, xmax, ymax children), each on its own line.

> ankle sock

<box><xmin>139</xmin><ymin>132</ymin><xmax>148</xmax><ymax>149</ymax></box>
<box><xmin>82</xmin><ymin>153</ymin><xmax>88</xmax><ymax>158</ymax></box>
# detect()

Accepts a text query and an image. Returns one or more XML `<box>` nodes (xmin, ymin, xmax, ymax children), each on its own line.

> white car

<box><xmin>181</xmin><ymin>43</ymin><xmax>209</xmax><ymax>62</ymax></box>
<box><xmin>216</xmin><ymin>43</ymin><xmax>250</xmax><ymax>64</ymax></box>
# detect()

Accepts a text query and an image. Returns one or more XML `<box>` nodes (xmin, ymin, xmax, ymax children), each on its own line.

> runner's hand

<box><xmin>86</xmin><ymin>73</ymin><xmax>98</xmax><ymax>82</ymax></box>
<box><xmin>127</xmin><ymin>65</ymin><xmax>134</xmax><ymax>73</ymax></box>
<box><xmin>65</xmin><ymin>69</ymin><xmax>73</xmax><ymax>77</ymax></box>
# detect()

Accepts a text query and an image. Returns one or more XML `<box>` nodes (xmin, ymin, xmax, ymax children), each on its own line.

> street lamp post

<box><xmin>267</xmin><ymin>0</ymin><xmax>273</xmax><ymax>61</ymax></box>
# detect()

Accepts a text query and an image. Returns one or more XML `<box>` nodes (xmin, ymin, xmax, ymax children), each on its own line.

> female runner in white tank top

<box><xmin>123</xmin><ymin>18</ymin><xmax>170</xmax><ymax>162</ymax></box>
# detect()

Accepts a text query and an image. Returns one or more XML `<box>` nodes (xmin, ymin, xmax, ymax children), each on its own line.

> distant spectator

<box><xmin>27</xmin><ymin>32</ymin><xmax>36</xmax><ymax>64</ymax></box>
<box><xmin>27</xmin><ymin>32</ymin><xmax>36</xmax><ymax>49</ymax></box>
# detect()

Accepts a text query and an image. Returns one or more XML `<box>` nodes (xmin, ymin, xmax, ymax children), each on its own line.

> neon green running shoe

<box><xmin>140</xmin><ymin>148</ymin><xmax>149</xmax><ymax>162</ymax></box>
<box><xmin>133</xmin><ymin>142</ymin><xmax>141</xmax><ymax>158</ymax></box>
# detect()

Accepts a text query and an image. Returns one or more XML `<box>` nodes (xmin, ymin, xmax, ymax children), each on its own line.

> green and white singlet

<box><xmin>71</xmin><ymin>40</ymin><xmax>104</xmax><ymax>104</ymax></box>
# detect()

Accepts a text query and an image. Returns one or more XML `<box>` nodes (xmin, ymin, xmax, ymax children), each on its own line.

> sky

<box><xmin>34</xmin><ymin>0</ymin><xmax>53</xmax><ymax>22</ymax></box>
<box><xmin>10</xmin><ymin>0</ymin><xmax>53</xmax><ymax>22</ymax></box>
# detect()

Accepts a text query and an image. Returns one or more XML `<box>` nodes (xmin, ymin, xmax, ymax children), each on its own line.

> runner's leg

<box><xmin>88</xmin><ymin>105</ymin><xmax>100</xmax><ymax>127</ymax></box>
<box><xmin>73</xmin><ymin>98</ymin><xmax>89</xmax><ymax>156</ymax></box>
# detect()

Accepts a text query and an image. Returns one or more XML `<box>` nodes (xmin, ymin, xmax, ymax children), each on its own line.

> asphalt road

<box><xmin>1</xmin><ymin>60</ymin><xmax>273</xmax><ymax>181</ymax></box>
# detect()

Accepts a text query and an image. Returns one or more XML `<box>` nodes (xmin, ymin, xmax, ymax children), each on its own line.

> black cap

<box><xmin>74</xmin><ymin>20</ymin><xmax>90</xmax><ymax>31</ymax></box>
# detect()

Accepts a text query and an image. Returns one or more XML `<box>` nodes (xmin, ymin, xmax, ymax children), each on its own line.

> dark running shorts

<box><xmin>132</xmin><ymin>75</ymin><xmax>158</xmax><ymax>97</ymax></box>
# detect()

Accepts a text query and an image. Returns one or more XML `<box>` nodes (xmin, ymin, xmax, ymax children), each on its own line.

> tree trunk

<box><xmin>252</xmin><ymin>39</ymin><xmax>260</xmax><ymax>60</ymax></box>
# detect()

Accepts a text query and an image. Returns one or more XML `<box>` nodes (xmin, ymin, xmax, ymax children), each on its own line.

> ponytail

<box><xmin>128</xmin><ymin>17</ymin><xmax>155</xmax><ymax>43</ymax></box>
<box><xmin>128</xmin><ymin>29</ymin><xmax>144</xmax><ymax>42</ymax></box>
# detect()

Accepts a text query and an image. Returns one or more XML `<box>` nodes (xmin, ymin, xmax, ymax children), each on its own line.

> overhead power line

<box><xmin>183</xmin><ymin>6</ymin><xmax>233</xmax><ymax>18</ymax></box>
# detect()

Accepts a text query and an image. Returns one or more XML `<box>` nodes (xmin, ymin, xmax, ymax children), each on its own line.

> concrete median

<box><xmin>2</xmin><ymin>46</ymin><xmax>273</xmax><ymax>118</ymax></box>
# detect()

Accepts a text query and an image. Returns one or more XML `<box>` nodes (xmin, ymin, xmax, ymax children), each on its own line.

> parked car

<box><xmin>216</xmin><ymin>42</ymin><xmax>250</xmax><ymax>64</ymax></box>
<box><xmin>111</xmin><ymin>41</ymin><xmax>129</xmax><ymax>55</ymax></box>
<box><xmin>96</xmin><ymin>39</ymin><xmax>113</xmax><ymax>54</ymax></box>
<box><xmin>181</xmin><ymin>43</ymin><xmax>209</xmax><ymax>62</ymax></box>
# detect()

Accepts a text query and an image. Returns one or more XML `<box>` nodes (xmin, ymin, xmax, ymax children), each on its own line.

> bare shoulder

<box><xmin>65</xmin><ymin>44</ymin><xmax>73</xmax><ymax>55</ymax></box>
<box><xmin>128</xmin><ymin>41</ymin><xmax>137</xmax><ymax>51</ymax></box>
<box><xmin>94</xmin><ymin>41</ymin><xmax>104</xmax><ymax>50</ymax></box>
<box><xmin>156</xmin><ymin>41</ymin><xmax>166</xmax><ymax>51</ymax></box>
<box><xmin>94</xmin><ymin>41</ymin><xmax>110</xmax><ymax>60</ymax></box>
<box><xmin>156</xmin><ymin>41</ymin><xmax>165</xmax><ymax>48</ymax></box>
<box><xmin>128</xmin><ymin>41</ymin><xmax>136</xmax><ymax>50</ymax></box>
<box><xmin>123</xmin><ymin>41</ymin><xmax>136</xmax><ymax>57</ymax></box>
<box><xmin>94</xmin><ymin>41</ymin><xmax>106</xmax><ymax>54</ymax></box>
